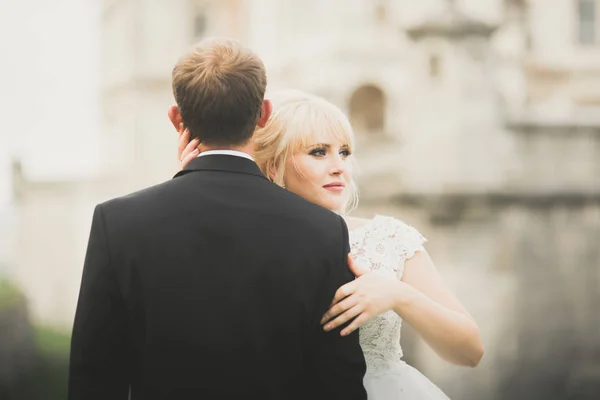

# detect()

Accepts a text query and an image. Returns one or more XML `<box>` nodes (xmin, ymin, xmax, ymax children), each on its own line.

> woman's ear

<box><xmin>267</xmin><ymin>161</ymin><xmax>278</xmax><ymax>182</ymax></box>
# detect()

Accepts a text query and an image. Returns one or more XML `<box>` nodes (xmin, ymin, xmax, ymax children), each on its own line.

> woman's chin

<box><xmin>321</xmin><ymin>200</ymin><xmax>344</xmax><ymax>212</ymax></box>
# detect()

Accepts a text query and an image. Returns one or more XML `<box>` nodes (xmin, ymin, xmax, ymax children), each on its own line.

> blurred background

<box><xmin>0</xmin><ymin>0</ymin><xmax>599</xmax><ymax>399</ymax></box>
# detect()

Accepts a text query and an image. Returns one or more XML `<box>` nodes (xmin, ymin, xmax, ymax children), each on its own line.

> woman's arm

<box><xmin>392</xmin><ymin>250</ymin><xmax>483</xmax><ymax>367</ymax></box>
<box><xmin>321</xmin><ymin>252</ymin><xmax>484</xmax><ymax>367</ymax></box>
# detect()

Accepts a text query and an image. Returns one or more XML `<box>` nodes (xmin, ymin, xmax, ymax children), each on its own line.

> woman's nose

<box><xmin>329</xmin><ymin>155</ymin><xmax>345</xmax><ymax>176</ymax></box>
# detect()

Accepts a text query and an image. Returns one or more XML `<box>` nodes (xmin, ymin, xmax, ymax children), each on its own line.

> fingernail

<box><xmin>324</xmin><ymin>324</ymin><xmax>331</xmax><ymax>331</ymax></box>
<box><xmin>341</xmin><ymin>330</ymin><xmax>347</xmax><ymax>336</ymax></box>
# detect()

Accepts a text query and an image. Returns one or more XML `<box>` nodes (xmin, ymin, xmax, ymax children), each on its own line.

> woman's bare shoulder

<box><xmin>343</xmin><ymin>216</ymin><xmax>372</xmax><ymax>231</ymax></box>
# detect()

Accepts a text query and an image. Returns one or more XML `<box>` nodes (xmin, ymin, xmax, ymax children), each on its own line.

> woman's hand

<box><xmin>177</xmin><ymin>123</ymin><xmax>200</xmax><ymax>171</ymax></box>
<box><xmin>321</xmin><ymin>254</ymin><xmax>405</xmax><ymax>336</ymax></box>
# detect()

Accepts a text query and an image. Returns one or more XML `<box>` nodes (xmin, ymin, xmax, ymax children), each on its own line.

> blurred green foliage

<box><xmin>0</xmin><ymin>277</ymin><xmax>70</xmax><ymax>400</ymax></box>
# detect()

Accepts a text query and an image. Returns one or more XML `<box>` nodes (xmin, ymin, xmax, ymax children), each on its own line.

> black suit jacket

<box><xmin>68</xmin><ymin>155</ymin><xmax>367</xmax><ymax>400</ymax></box>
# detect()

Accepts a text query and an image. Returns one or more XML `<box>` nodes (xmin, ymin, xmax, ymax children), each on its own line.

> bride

<box><xmin>174</xmin><ymin>89</ymin><xmax>483</xmax><ymax>399</ymax></box>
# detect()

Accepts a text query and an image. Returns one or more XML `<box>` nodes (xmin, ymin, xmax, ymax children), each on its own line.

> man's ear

<box><xmin>257</xmin><ymin>99</ymin><xmax>272</xmax><ymax>128</ymax></box>
<box><xmin>168</xmin><ymin>105</ymin><xmax>183</xmax><ymax>131</ymax></box>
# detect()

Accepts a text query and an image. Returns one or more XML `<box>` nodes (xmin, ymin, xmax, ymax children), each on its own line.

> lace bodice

<box><xmin>349</xmin><ymin>215</ymin><xmax>427</xmax><ymax>374</ymax></box>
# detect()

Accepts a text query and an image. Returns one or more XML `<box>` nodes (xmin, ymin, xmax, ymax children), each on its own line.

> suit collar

<box><xmin>173</xmin><ymin>154</ymin><xmax>269</xmax><ymax>181</ymax></box>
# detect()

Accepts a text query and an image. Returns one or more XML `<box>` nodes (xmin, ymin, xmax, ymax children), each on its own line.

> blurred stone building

<box><xmin>8</xmin><ymin>0</ymin><xmax>600</xmax><ymax>399</ymax></box>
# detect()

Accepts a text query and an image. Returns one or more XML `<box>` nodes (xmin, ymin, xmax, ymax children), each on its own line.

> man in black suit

<box><xmin>68</xmin><ymin>38</ymin><xmax>367</xmax><ymax>400</ymax></box>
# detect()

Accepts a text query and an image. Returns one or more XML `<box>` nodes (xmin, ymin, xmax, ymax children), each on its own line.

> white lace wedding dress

<box><xmin>349</xmin><ymin>215</ymin><xmax>450</xmax><ymax>400</ymax></box>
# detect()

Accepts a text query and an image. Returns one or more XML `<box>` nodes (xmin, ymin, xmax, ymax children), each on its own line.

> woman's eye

<box><xmin>310</xmin><ymin>149</ymin><xmax>326</xmax><ymax>156</ymax></box>
<box><xmin>340</xmin><ymin>149</ymin><xmax>351</xmax><ymax>158</ymax></box>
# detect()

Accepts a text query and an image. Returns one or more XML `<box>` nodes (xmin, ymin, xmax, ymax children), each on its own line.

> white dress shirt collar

<box><xmin>196</xmin><ymin>150</ymin><xmax>254</xmax><ymax>161</ymax></box>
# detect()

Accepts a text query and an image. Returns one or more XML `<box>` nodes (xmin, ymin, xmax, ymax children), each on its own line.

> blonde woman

<box><xmin>177</xmin><ymin>90</ymin><xmax>483</xmax><ymax>399</ymax></box>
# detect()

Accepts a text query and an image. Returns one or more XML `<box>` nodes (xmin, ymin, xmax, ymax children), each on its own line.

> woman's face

<box><xmin>283</xmin><ymin>137</ymin><xmax>353</xmax><ymax>212</ymax></box>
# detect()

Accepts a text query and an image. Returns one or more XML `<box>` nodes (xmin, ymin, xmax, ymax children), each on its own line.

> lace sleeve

<box><xmin>348</xmin><ymin>215</ymin><xmax>427</xmax><ymax>279</ymax></box>
<box><xmin>390</xmin><ymin>218</ymin><xmax>427</xmax><ymax>279</ymax></box>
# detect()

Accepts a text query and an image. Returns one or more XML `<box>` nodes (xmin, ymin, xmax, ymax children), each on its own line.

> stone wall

<box><xmin>355</xmin><ymin>122</ymin><xmax>600</xmax><ymax>399</ymax></box>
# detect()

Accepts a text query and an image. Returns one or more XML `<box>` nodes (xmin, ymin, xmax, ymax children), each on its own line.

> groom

<box><xmin>68</xmin><ymin>38</ymin><xmax>367</xmax><ymax>400</ymax></box>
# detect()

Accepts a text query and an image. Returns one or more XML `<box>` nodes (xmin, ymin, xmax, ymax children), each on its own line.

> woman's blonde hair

<box><xmin>254</xmin><ymin>89</ymin><xmax>359</xmax><ymax>214</ymax></box>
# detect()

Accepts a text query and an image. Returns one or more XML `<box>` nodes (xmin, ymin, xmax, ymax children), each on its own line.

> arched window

<box><xmin>429</xmin><ymin>54</ymin><xmax>442</xmax><ymax>78</ymax></box>
<box><xmin>578</xmin><ymin>0</ymin><xmax>597</xmax><ymax>45</ymax></box>
<box><xmin>194</xmin><ymin>13</ymin><xmax>207</xmax><ymax>39</ymax></box>
<box><xmin>349</xmin><ymin>85</ymin><xmax>386</xmax><ymax>134</ymax></box>
<box><xmin>190</xmin><ymin>1</ymin><xmax>209</xmax><ymax>41</ymax></box>
<box><xmin>375</xmin><ymin>1</ymin><xmax>387</xmax><ymax>24</ymax></box>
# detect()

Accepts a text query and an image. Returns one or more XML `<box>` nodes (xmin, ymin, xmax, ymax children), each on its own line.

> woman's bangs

<box><xmin>285</xmin><ymin>103</ymin><xmax>354</xmax><ymax>152</ymax></box>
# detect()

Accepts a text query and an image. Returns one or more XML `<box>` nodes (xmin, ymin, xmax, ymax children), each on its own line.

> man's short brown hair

<box><xmin>172</xmin><ymin>38</ymin><xmax>267</xmax><ymax>146</ymax></box>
